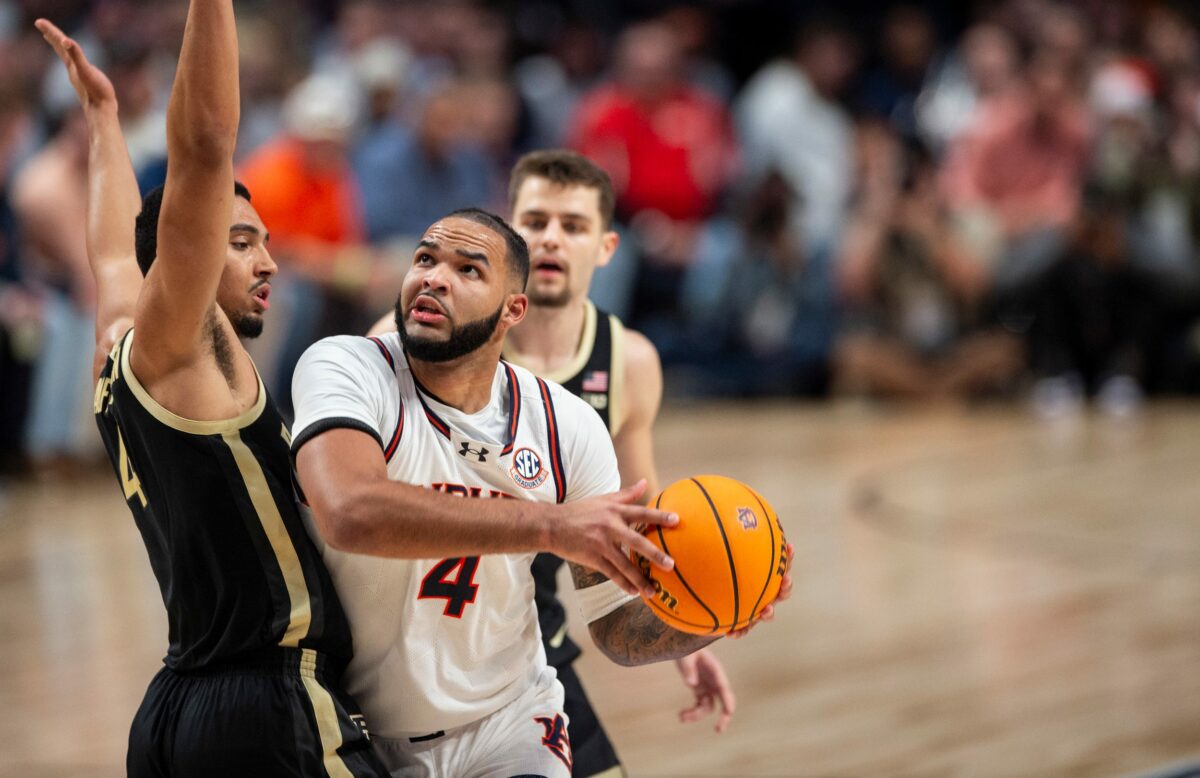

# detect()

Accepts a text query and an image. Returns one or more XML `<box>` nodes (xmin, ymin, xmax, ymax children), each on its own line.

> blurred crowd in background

<box><xmin>2</xmin><ymin>0</ymin><xmax>1200</xmax><ymax>478</ymax></box>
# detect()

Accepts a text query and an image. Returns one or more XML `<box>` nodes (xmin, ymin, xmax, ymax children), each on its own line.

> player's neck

<box><xmin>408</xmin><ymin>344</ymin><xmax>501</xmax><ymax>414</ymax></box>
<box><xmin>505</xmin><ymin>298</ymin><xmax>588</xmax><ymax>376</ymax></box>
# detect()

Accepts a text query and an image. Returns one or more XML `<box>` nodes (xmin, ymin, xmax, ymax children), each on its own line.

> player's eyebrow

<box><xmin>520</xmin><ymin>208</ymin><xmax>592</xmax><ymax>224</ymax></box>
<box><xmin>230</xmin><ymin>223</ymin><xmax>269</xmax><ymax>243</ymax></box>
<box><xmin>417</xmin><ymin>239</ymin><xmax>489</xmax><ymax>264</ymax></box>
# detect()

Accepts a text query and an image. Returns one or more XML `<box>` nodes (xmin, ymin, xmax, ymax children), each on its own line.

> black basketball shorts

<box><xmin>127</xmin><ymin>648</ymin><xmax>389</xmax><ymax>777</ymax></box>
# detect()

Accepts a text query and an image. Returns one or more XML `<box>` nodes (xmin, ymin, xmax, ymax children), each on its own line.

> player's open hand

<box><xmin>677</xmin><ymin>648</ymin><xmax>736</xmax><ymax>733</ymax></box>
<box><xmin>727</xmin><ymin>541</ymin><xmax>793</xmax><ymax>640</ymax></box>
<box><xmin>35</xmin><ymin>19</ymin><xmax>117</xmax><ymax>114</ymax></box>
<box><xmin>550</xmin><ymin>479</ymin><xmax>678</xmax><ymax>597</ymax></box>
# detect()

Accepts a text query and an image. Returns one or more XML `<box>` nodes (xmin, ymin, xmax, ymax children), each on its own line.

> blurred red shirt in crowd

<box><xmin>568</xmin><ymin>21</ymin><xmax>736</xmax><ymax>223</ymax></box>
<box><xmin>941</xmin><ymin>52</ymin><xmax>1092</xmax><ymax>238</ymax></box>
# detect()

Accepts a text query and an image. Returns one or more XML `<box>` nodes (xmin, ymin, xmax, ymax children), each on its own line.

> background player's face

<box><xmin>397</xmin><ymin>216</ymin><xmax>527</xmax><ymax>362</ymax></box>
<box><xmin>512</xmin><ymin>177</ymin><xmax>618</xmax><ymax>308</ymax></box>
<box><xmin>215</xmin><ymin>196</ymin><xmax>275</xmax><ymax>339</ymax></box>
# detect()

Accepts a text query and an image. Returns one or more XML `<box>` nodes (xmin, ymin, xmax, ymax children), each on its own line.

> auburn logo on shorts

<box><xmin>533</xmin><ymin>713</ymin><xmax>572</xmax><ymax>772</ymax></box>
<box><xmin>510</xmin><ymin>447</ymin><xmax>548</xmax><ymax>490</ymax></box>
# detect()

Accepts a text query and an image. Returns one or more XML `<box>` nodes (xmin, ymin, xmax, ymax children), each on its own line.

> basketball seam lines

<box><xmin>691</xmin><ymin>478</ymin><xmax>739</xmax><ymax>631</ymax></box>
<box><xmin>654</xmin><ymin>493</ymin><xmax>720</xmax><ymax>633</ymax></box>
<box><xmin>747</xmin><ymin>489</ymin><xmax>777</xmax><ymax>627</ymax></box>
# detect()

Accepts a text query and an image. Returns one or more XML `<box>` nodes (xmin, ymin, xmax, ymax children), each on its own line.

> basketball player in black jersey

<box><xmin>37</xmin><ymin>10</ymin><xmax>388</xmax><ymax>776</ymax></box>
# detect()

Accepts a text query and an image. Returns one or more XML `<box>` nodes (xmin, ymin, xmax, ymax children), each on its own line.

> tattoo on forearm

<box><xmin>569</xmin><ymin>563</ymin><xmax>608</xmax><ymax>590</ymax></box>
<box><xmin>568</xmin><ymin>562</ymin><xmax>716</xmax><ymax>664</ymax></box>
<box><xmin>592</xmin><ymin>599</ymin><xmax>717</xmax><ymax>665</ymax></box>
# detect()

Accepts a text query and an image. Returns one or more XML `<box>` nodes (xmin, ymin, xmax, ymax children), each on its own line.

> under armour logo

<box><xmin>458</xmin><ymin>442</ymin><xmax>489</xmax><ymax>463</ymax></box>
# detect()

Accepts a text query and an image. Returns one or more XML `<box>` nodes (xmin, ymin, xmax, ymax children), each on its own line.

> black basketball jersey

<box><xmin>522</xmin><ymin>301</ymin><xmax>624</xmax><ymax>668</ymax></box>
<box><xmin>93</xmin><ymin>330</ymin><xmax>353</xmax><ymax>671</ymax></box>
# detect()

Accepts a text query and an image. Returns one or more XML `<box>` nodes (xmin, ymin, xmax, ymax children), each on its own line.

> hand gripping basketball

<box><xmin>549</xmin><ymin>479</ymin><xmax>678</xmax><ymax>597</ymax></box>
<box><xmin>630</xmin><ymin>476</ymin><xmax>790</xmax><ymax>636</ymax></box>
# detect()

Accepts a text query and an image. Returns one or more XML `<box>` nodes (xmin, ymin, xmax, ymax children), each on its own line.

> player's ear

<box><xmin>597</xmin><ymin>229</ymin><xmax>620</xmax><ymax>269</ymax></box>
<box><xmin>501</xmin><ymin>292</ymin><xmax>528</xmax><ymax>328</ymax></box>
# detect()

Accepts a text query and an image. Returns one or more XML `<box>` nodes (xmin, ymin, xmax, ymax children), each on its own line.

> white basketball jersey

<box><xmin>290</xmin><ymin>333</ymin><xmax>620</xmax><ymax>737</ymax></box>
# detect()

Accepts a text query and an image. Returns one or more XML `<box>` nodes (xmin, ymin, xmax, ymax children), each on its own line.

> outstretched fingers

<box><xmin>35</xmin><ymin>19</ymin><xmax>72</xmax><ymax>62</ymax></box>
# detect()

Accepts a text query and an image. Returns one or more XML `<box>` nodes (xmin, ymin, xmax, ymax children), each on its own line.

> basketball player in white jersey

<box><xmin>292</xmin><ymin>208</ymin><xmax>781</xmax><ymax>776</ymax></box>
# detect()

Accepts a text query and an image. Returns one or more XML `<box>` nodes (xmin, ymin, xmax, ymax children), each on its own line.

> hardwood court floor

<box><xmin>1</xmin><ymin>402</ymin><xmax>1198</xmax><ymax>777</ymax></box>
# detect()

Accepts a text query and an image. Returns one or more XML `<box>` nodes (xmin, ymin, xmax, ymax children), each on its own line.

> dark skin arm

<box><xmin>569</xmin><ymin>541</ymin><xmax>794</xmax><ymax>667</ymax></box>
<box><xmin>296</xmin><ymin>427</ymin><xmax>679</xmax><ymax>595</ymax></box>
<box><xmin>570</xmin><ymin>564</ymin><xmax>718</xmax><ymax>666</ymax></box>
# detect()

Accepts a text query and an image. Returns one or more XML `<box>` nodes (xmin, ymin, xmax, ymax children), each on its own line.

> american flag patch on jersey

<box><xmin>581</xmin><ymin>371</ymin><xmax>608</xmax><ymax>392</ymax></box>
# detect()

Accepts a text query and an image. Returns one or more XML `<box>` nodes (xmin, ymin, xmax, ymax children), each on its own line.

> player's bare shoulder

<box><xmin>614</xmin><ymin>322</ymin><xmax>663</xmax><ymax>433</ymax></box>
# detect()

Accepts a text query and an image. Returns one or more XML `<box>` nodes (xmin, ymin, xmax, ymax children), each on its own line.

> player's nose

<box><xmin>257</xmin><ymin>246</ymin><xmax>277</xmax><ymax>278</ymax></box>
<box><xmin>541</xmin><ymin>219</ymin><xmax>563</xmax><ymax>247</ymax></box>
<box><xmin>421</xmin><ymin>261</ymin><xmax>452</xmax><ymax>291</ymax></box>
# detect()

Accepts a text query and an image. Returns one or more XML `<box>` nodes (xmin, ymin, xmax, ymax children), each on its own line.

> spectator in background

<box><xmin>859</xmin><ymin>5</ymin><xmax>940</xmax><ymax>141</ymax></box>
<box><xmin>917</xmin><ymin>22</ymin><xmax>1021</xmax><ymax>152</ymax></box>
<box><xmin>11</xmin><ymin>106</ymin><xmax>96</xmax><ymax>473</ymax></box>
<box><xmin>0</xmin><ymin>82</ymin><xmax>36</xmax><ymax>476</ymax></box>
<box><xmin>681</xmin><ymin>168</ymin><xmax>838</xmax><ymax>397</ymax></box>
<box><xmin>835</xmin><ymin>123</ymin><xmax>1020</xmax><ymax>399</ymax></box>
<box><xmin>515</xmin><ymin>20</ymin><xmax>606</xmax><ymax>149</ymax></box>
<box><xmin>353</xmin><ymin>38</ymin><xmax>412</xmax><ymax>131</ymax></box>
<box><xmin>1022</xmin><ymin>188</ymin><xmax>1160</xmax><ymax>417</ymax></box>
<box><xmin>940</xmin><ymin>49</ymin><xmax>1092</xmax><ymax>338</ymax></box>
<box><xmin>355</xmin><ymin>80</ymin><xmax>498</xmax><ymax>243</ymax></box>
<box><xmin>659</xmin><ymin>5</ymin><xmax>736</xmax><ymax>102</ymax></box>
<box><xmin>571</xmin><ymin>20</ymin><xmax>737</xmax><ymax>325</ymax></box>
<box><xmin>105</xmin><ymin>42</ymin><xmax>165</xmax><ymax>174</ymax></box>
<box><xmin>1091</xmin><ymin>57</ymin><xmax>1200</xmax><ymax>395</ymax></box>
<box><xmin>238</xmin><ymin>73</ymin><xmax>375</xmax><ymax>415</ymax></box>
<box><xmin>736</xmin><ymin>17</ymin><xmax>860</xmax><ymax>258</ymax></box>
<box><xmin>236</xmin><ymin>14</ymin><xmax>303</xmax><ymax>158</ymax></box>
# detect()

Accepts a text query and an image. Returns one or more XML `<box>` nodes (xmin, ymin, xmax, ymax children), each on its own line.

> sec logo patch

<box><xmin>510</xmin><ymin>447</ymin><xmax>548</xmax><ymax>490</ymax></box>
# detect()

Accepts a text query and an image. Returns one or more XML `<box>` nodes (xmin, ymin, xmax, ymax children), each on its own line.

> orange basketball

<box><xmin>631</xmin><ymin>475</ymin><xmax>788</xmax><ymax>635</ymax></box>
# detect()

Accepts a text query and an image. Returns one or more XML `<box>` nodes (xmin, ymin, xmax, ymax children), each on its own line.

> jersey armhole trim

<box><xmin>536</xmin><ymin>377</ymin><xmax>568</xmax><ymax>503</ymax></box>
<box><xmin>291</xmin><ymin>417</ymin><xmax>385</xmax><ymax>460</ymax></box>
<box><xmin>120</xmin><ymin>329</ymin><xmax>268</xmax><ymax>435</ymax></box>
<box><xmin>608</xmin><ymin>314</ymin><xmax>626</xmax><ymax>439</ymax></box>
<box><xmin>365</xmin><ymin>335</ymin><xmax>405</xmax><ymax>461</ymax></box>
<box><xmin>534</xmin><ymin>300</ymin><xmax>598</xmax><ymax>386</ymax></box>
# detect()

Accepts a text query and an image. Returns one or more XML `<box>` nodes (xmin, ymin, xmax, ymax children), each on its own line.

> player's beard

<box><xmin>230</xmin><ymin>311</ymin><xmax>264</xmax><ymax>339</ymax></box>
<box><xmin>395</xmin><ymin>296</ymin><xmax>504</xmax><ymax>363</ymax></box>
<box><xmin>527</xmin><ymin>263</ymin><xmax>572</xmax><ymax>308</ymax></box>
<box><xmin>527</xmin><ymin>283</ymin><xmax>572</xmax><ymax>308</ymax></box>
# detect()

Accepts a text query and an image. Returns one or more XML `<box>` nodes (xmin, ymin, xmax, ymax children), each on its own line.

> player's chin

<box><xmin>233</xmin><ymin>311</ymin><xmax>265</xmax><ymax>339</ymax></box>
<box><xmin>527</xmin><ymin>284</ymin><xmax>571</xmax><ymax>308</ymax></box>
<box><xmin>405</xmin><ymin>316</ymin><xmax>450</xmax><ymax>338</ymax></box>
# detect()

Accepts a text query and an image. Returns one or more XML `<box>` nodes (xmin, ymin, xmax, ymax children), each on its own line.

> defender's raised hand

<box><xmin>35</xmin><ymin>20</ymin><xmax>116</xmax><ymax>114</ymax></box>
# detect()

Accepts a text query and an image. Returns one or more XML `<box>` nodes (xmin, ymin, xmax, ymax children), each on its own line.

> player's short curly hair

<box><xmin>508</xmin><ymin>150</ymin><xmax>616</xmax><ymax>229</ymax></box>
<box><xmin>444</xmin><ymin>207</ymin><xmax>530</xmax><ymax>291</ymax></box>
<box><xmin>134</xmin><ymin>182</ymin><xmax>253</xmax><ymax>276</ymax></box>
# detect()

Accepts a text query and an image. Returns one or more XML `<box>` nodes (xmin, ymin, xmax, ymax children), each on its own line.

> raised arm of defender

<box><xmin>132</xmin><ymin>0</ymin><xmax>239</xmax><ymax>373</ymax></box>
<box><xmin>35</xmin><ymin>20</ymin><xmax>142</xmax><ymax>381</ymax></box>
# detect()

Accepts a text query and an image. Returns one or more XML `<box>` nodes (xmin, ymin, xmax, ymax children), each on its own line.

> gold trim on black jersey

<box><xmin>222</xmin><ymin>429</ymin><xmax>313</xmax><ymax>647</ymax></box>
<box><xmin>529</xmin><ymin>300</ymin><xmax>598</xmax><ymax>386</ymax></box>
<box><xmin>299</xmin><ymin>648</ymin><xmax>355</xmax><ymax>778</ymax></box>
<box><xmin>608</xmin><ymin>314</ymin><xmax>626</xmax><ymax>439</ymax></box>
<box><xmin>119</xmin><ymin>330</ymin><xmax>268</xmax><ymax>435</ymax></box>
